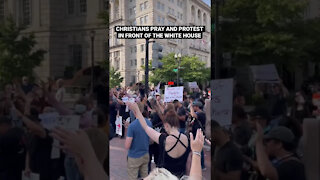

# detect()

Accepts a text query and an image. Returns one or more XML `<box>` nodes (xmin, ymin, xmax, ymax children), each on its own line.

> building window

<box><xmin>140</xmin><ymin>17</ymin><xmax>143</xmax><ymax>24</ymax></box>
<box><xmin>141</xmin><ymin>58</ymin><xmax>144</xmax><ymax>65</ymax></box>
<box><xmin>144</xmin><ymin>1</ymin><xmax>148</xmax><ymax>9</ymax></box>
<box><xmin>69</xmin><ymin>45</ymin><xmax>82</xmax><ymax>70</ymax></box>
<box><xmin>157</xmin><ymin>1</ymin><xmax>160</xmax><ymax>10</ymax></box>
<box><xmin>130</xmin><ymin>60</ymin><xmax>133</xmax><ymax>66</ymax></box>
<box><xmin>68</xmin><ymin>0</ymin><xmax>74</xmax><ymax>14</ymax></box>
<box><xmin>0</xmin><ymin>0</ymin><xmax>4</xmax><ymax>21</ymax></box>
<box><xmin>80</xmin><ymin>0</ymin><xmax>87</xmax><ymax>14</ymax></box>
<box><xmin>131</xmin><ymin>76</ymin><xmax>136</xmax><ymax>83</ymax></box>
<box><xmin>134</xmin><ymin>59</ymin><xmax>137</xmax><ymax>66</ymax></box>
<box><xmin>144</xmin><ymin>15</ymin><xmax>148</xmax><ymax>24</ymax></box>
<box><xmin>141</xmin><ymin>44</ymin><xmax>144</xmax><ymax>52</ymax></box>
<box><xmin>130</xmin><ymin>6</ymin><xmax>136</xmax><ymax>16</ymax></box>
<box><xmin>114</xmin><ymin>51</ymin><xmax>120</xmax><ymax>57</ymax></box>
<box><xmin>134</xmin><ymin>46</ymin><xmax>137</xmax><ymax>52</ymax></box>
<box><xmin>140</xmin><ymin>3</ymin><xmax>144</xmax><ymax>11</ymax></box>
<box><xmin>22</xmin><ymin>0</ymin><xmax>31</xmax><ymax>26</ymax></box>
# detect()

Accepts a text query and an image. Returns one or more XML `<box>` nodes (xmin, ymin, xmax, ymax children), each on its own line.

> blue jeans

<box><xmin>64</xmin><ymin>156</ymin><xmax>83</xmax><ymax>180</ymax></box>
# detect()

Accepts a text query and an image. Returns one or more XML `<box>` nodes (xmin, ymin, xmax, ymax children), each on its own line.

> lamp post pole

<box><xmin>175</xmin><ymin>53</ymin><xmax>182</xmax><ymax>86</ymax></box>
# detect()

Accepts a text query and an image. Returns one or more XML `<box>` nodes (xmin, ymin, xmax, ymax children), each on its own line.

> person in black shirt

<box><xmin>127</xmin><ymin>102</ymin><xmax>191</xmax><ymax>178</ymax></box>
<box><xmin>109</xmin><ymin>95</ymin><xmax>118</xmax><ymax>135</ymax></box>
<box><xmin>0</xmin><ymin>117</ymin><xmax>26</xmax><ymax>180</ymax></box>
<box><xmin>173</xmin><ymin>100</ymin><xmax>187</xmax><ymax>134</ymax></box>
<box><xmin>255</xmin><ymin>123</ymin><xmax>305</xmax><ymax>180</ymax></box>
<box><xmin>212</xmin><ymin>121</ymin><xmax>243</xmax><ymax>180</ymax></box>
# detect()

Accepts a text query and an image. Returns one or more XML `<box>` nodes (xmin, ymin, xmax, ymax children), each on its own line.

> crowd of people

<box><xmin>109</xmin><ymin>83</ymin><xmax>211</xmax><ymax>180</ymax></box>
<box><xmin>212</xmin><ymin>80</ymin><xmax>311</xmax><ymax>180</ymax></box>
<box><xmin>1</xmin><ymin>72</ymin><xmax>314</xmax><ymax>180</ymax></box>
<box><xmin>0</xmin><ymin>72</ymin><xmax>110</xmax><ymax>180</ymax></box>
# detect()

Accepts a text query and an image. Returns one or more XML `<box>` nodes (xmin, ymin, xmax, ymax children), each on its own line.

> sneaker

<box><xmin>202</xmin><ymin>167</ymin><xmax>207</xmax><ymax>171</ymax></box>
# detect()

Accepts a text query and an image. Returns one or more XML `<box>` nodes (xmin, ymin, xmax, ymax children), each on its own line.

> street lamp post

<box><xmin>90</xmin><ymin>30</ymin><xmax>95</xmax><ymax>93</ymax></box>
<box><xmin>175</xmin><ymin>53</ymin><xmax>182</xmax><ymax>86</ymax></box>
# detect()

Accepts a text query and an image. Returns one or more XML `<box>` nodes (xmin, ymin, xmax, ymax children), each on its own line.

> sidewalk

<box><xmin>110</xmin><ymin>137</ymin><xmax>211</xmax><ymax>180</ymax></box>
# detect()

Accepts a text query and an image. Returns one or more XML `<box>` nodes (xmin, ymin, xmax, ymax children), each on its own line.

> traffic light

<box><xmin>152</xmin><ymin>43</ymin><xmax>163</xmax><ymax>69</ymax></box>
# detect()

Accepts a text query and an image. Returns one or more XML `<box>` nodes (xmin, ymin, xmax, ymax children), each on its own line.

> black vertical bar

<box><xmin>215</xmin><ymin>1</ymin><xmax>220</xmax><ymax>79</ymax></box>
<box><xmin>91</xmin><ymin>36</ymin><xmax>95</xmax><ymax>92</ymax></box>
<box><xmin>145</xmin><ymin>38</ymin><xmax>149</xmax><ymax>96</ymax></box>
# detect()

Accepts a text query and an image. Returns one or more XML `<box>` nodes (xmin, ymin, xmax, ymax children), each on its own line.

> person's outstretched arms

<box><xmin>189</xmin><ymin>129</ymin><xmax>204</xmax><ymax>180</ymax></box>
<box><xmin>51</xmin><ymin>128</ymin><xmax>108</xmax><ymax>180</ymax></box>
<box><xmin>127</xmin><ymin>102</ymin><xmax>161</xmax><ymax>144</ymax></box>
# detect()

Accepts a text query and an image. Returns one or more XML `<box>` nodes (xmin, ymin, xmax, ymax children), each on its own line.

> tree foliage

<box><xmin>219</xmin><ymin>0</ymin><xmax>320</xmax><ymax>70</ymax></box>
<box><xmin>0</xmin><ymin>17</ymin><xmax>46</xmax><ymax>86</ymax></box>
<box><xmin>109</xmin><ymin>67</ymin><xmax>123</xmax><ymax>88</ymax></box>
<box><xmin>149</xmin><ymin>53</ymin><xmax>210</xmax><ymax>85</ymax></box>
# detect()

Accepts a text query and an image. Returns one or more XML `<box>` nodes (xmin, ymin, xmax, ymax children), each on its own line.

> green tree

<box><xmin>109</xmin><ymin>67</ymin><xmax>123</xmax><ymax>88</ymax></box>
<box><xmin>219</xmin><ymin>0</ymin><xmax>320</xmax><ymax>70</ymax></box>
<box><xmin>149</xmin><ymin>53</ymin><xmax>210</xmax><ymax>85</ymax></box>
<box><xmin>0</xmin><ymin>17</ymin><xmax>46</xmax><ymax>87</ymax></box>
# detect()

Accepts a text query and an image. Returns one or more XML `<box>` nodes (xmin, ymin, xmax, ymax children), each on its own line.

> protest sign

<box><xmin>39</xmin><ymin>112</ymin><xmax>60</xmax><ymax>130</ymax></box>
<box><xmin>188</xmin><ymin>82</ymin><xmax>199</xmax><ymax>89</ymax></box>
<box><xmin>115</xmin><ymin>116</ymin><xmax>123</xmax><ymax>136</ymax></box>
<box><xmin>211</xmin><ymin>79</ymin><xmax>233</xmax><ymax>126</ymax></box>
<box><xmin>164</xmin><ymin>86</ymin><xmax>184</xmax><ymax>102</ymax></box>
<box><xmin>122</xmin><ymin>97</ymin><xmax>129</xmax><ymax>103</ymax></box>
<box><xmin>250</xmin><ymin>64</ymin><xmax>280</xmax><ymax>83</ymax></box>
<box><xmin>58</xmin><ymin>115</ymin><xmax>80</xmax><ymax>131</ymax></box>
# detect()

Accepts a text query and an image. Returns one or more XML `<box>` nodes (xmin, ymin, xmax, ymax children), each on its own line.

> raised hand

<box><xmin>51</xmin><ymin>128</ymin><xmax>93</xmax><ymax>158</ymax></box>
<box><xmin>126</xmin><ymin>102</ymin><xmax>140</xmax><ymax>114</ymax></box>
<box><xmin>190</xmin><ymin>128</ymin><xmax>204</xmax><ymax>153</ymax></box>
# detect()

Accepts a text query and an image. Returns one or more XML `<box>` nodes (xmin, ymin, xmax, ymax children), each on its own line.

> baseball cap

<box><xmin>264</xmin><ymin>126</ymin><xmax>295</xmax><ymax>144</ymax></box>
<box><xmin>192</xmin><ymin>101</ymin><xmax>203</xmax><ymax>108</ymax></box>
<box><xmin>155</xmin><ymin>93</ymin><xmax>160</xmax><ymax>96</ymax></box>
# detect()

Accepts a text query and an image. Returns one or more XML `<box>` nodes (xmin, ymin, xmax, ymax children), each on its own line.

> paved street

<box><xmin>110</xmin><ymin>136</ymin><xmax>211</xmax><ymax>180</ymax></box>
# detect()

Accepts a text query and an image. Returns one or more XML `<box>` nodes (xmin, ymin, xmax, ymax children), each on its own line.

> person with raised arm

<box><xmin>127</xmin><ymin>102</ymin><xmax>191</xmax><ymax>178</ymax></box>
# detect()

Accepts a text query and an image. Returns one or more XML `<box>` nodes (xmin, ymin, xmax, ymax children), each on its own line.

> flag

<box><xmin>115</xmin><ymin>116</ymin><xmax>122</xmax><ymax>136</ymax></box>
<box><xmin>155</xmin><ymin>82</ymin><xmax>161</xmax><ymax>93</ymax></box>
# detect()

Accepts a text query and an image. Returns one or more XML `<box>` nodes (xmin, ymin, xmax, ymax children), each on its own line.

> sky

<box><xmin>203</xmin><ymin>0</ymin><xmax>211</xmax><ymax>6</ymax></box>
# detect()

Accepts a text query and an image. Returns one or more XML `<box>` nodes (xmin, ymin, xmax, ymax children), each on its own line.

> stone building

<box><xmin>109</xmin><ymin>0</ymin><xmax>211</xmax><ymax>86</ymax></box>
<box><xmin>0</xmin><ymin>0</ymin><xmax>108</xmax><ymax>80</ymax></box>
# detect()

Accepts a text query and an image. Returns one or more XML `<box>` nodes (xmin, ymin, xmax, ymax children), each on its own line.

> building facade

<box><xmin>305</xmin><ymin>0</ymin><xmax>320</xmax><ymax>19</ymax></box>
<box><xmin>109</xmin><ymin>0</ymin><xmax>211</xmax><ymax>86</ymax></box>
<box><xmin>0</xmin><ymin>0</ymin><xmax>108</xmax><ymax>80</ymax></box>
